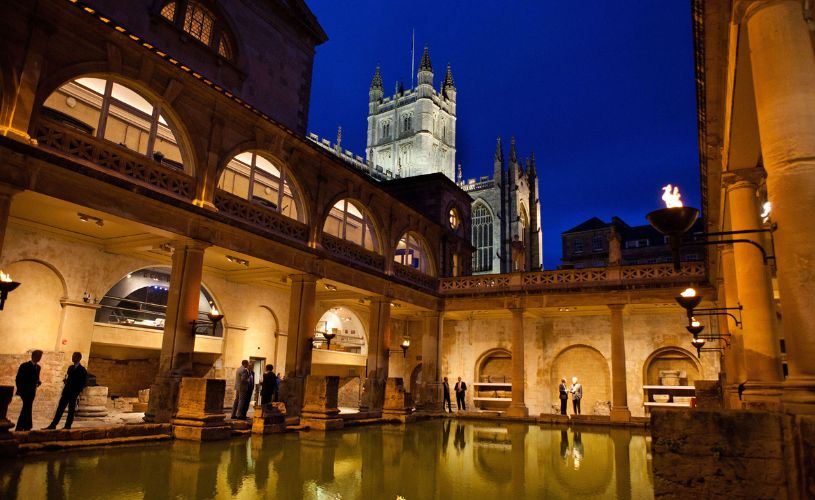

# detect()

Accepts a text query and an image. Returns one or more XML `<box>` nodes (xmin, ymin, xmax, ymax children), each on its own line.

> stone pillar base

<box><xmin>782</xmin><ymin>376</ymin><xmax>815</xmax><ymax>414</ymax></box>
<box><xmin>252</xmin><ymin>403</ymin><xmax>287</xmax><ymax>434</ymax></box>
<box><xmin>382</xmin><ymin>378</ymin><xmax>414</xmax><ymax>422</ymax></box>
<box><xmin>414</xmin><ymin>382</ymin><xmax>442</xmax><ymax>412</ymax></box>
<box><xmin>740</xmin><ymin>381</ymin><xmax>783</xmax><ymax>411</ymax></box>
<box><xmin>145</xmin><ymin>375</ymin><xmax>182</xmax><ymax>423</ymax></box>
<box><xmin>301</xmin><ymin>376</ymin><xmax>344</xmax><ymax>431</ymax></box>
<box><xmin>610</xmin><ymin>407</ymin><xmax>631</xmax><ymax>422</ymax></box>
<box><xmin>279</xmin><ymin>376</ymin><xmax>305</xmax><ymax>417</ymax></box>
<box><xmin>77</xmin><ymin>386</ymin><xmax>109</xmax><ymax>417</ymax></box>
<box><xmin>359</xmin><ymin>377</ymin><xmax>385</xmax><ymax>412</ymax></box>
<box><xmin>0</xmin><ymin>386</ymin><xmax>18</xmax><ymax>457</ymax></box>
<box><xmin>505</xmin><ymin>404</ymin><xmax>529</xmax><ymax>418</ymax></box>
<box><xmin>171</xmin><ymin>378</ymin><xmax>231</xmax><ymax>441</ymax></box>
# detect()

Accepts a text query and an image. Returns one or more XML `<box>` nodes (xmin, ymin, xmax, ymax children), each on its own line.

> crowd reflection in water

<box><xmin>0</xmin><ymin>420</ymin><xmax>652</xmax><ymax>499</ymax></box>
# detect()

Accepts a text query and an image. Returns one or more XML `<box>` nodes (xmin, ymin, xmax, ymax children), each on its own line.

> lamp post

<box><xmin>0</xmin><ymin>271</ymin><xmax>20</xmax><ymax>311</ymax></box>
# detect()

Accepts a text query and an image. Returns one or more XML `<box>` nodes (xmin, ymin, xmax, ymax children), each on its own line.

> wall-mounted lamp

<box><xmin>324</xmin><ymin>328</ymin><xmax>338</xmax><ymax>350</ymax></box>
<box><xmin>400</xmin><ymin>338</ymin><xmax>410</xmax><ymax>358</ymax></box>
<box><xmin>0</xmin><ymin>271</ymin><xmax>20</xmax><ymax>310</ymax></box>
<box><xmin>190</xmin><ymin>304</ymin><xmax>224</xmax><ymax>335</ymax></box>
<box><xmin>77</xmin><ymin>212</ymin><xmax>104</xmax><ymax>228</ymax></box>
<box><xmin>323</xmin><ymin>283</ymin><xmax>338</xmax><ymax>291</ymax></box>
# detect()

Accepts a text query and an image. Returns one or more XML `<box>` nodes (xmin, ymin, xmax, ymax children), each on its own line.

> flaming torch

<box><xmin>0</xmin><ymin>271</ymin><xmax>21</xmax><ymax>311</ymax></box>
<box><xmin>646</xmin><ymin>184</ymin><xmax>699</xmax><ymax>270</ymax></box>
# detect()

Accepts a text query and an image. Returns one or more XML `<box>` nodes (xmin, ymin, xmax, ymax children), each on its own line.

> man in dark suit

<box><xmin>46</xmin><ymin>352</ymin><xmax>87</xmax><ymax>429</ymax></box>
<box><xmin>442</xmin><ymin>377</ymin><xmax>452</xmax><ymax>413</ymax></box>
<box><xmin>454</xmin><ymin>377</ymin><xmax>467</xmax><ymax>411</ymax></box>
<box><xmin>260</xmin><ymin>364</ymin><xmax>278</xmax><ymax>405</ymax></box>
<box><xmin>14</xmin><ymin>350</ymin><xmax>43</xmax><ymax>431</ymax></box>
<box><xmin>240</xmin><ymin>366</ymin><xmax>255</xmax><ymax>418</ymax></box>
<box><xmin>558</xmin><ymin>378</ymin><xmax>569</xmax><ymax>415</ymax></box>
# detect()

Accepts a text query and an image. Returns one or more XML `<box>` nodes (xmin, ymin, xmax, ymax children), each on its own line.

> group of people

<box><xmin>558</xmin><ymin>377</ymin><xmax>583</xmax><ymax>415</ymax></box>
<box><xmin>441</xmin><ymin>376</ymin><xmax>468</xmax><ymax>412</ymax></box>
<box><xmin>13</xmin><ymin>350</ymin><xmax>88</xmax><ymax>431</ymax></box>
<box><xmin>231</xmin><ymin>360</ymin><xmax>280</xmax><ymax>420</ymax></box>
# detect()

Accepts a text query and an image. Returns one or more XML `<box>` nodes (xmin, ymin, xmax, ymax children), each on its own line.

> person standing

<box><xmin>570</xmin><ymin>376</ymin><xmax>583</xmax><ymax>415</ymax></box>
<box><xmin>45</xmin><ymin>352</ymin><xmax>87</xmax><ymax>430</ymax></box>
<box><xmin>558</xmin><ymin>377</ymin><xmax>569</xmax><ymax>415</ymax></box>
<box><xmin>240</xmin><ymin>366</ymin><xmax>255</xmax><ymax>418</ymax></box>
<box><xmin>442</xmin><ymin>377</ymin><xmax>452</xmax><ymax>413</ymax></box>
<box><xmin>454</xmin><ymin>377</ymin><xmax>467</xmax><ymax>411</ymax></box>
<box><xmin>231</xmin><ymin>360</ymin><xmax>250</xmax><ymax>419</ymax></box>
<box><xmin>14</xmin><ymin>350</ymin><xmax>43</xmax><ymax>431</ymax></box>
<box><xmin>260</xmin><ymin>364</ymin><xmax>277</xmax><ymax>405</ymax></box>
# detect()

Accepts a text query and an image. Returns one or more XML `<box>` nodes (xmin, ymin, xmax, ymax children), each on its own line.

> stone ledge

<box><xmin>19</xmin><ymin>433</ymin><xmax>171</xmax><ymax>452</ymax></box>
<box><xmin>13</xmin><ymin>424</ymin><xmax>172</xmax><ymax>443</ymax></box>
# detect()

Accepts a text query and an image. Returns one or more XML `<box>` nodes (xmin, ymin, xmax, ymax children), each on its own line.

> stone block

<box><xmin>171</xmin><ymin>378</ymin><xmax>230</xmax><ymax>442</ymax></box>
<box><xmin>301</xmin><ymin>376</ymin><xmax>343</xmax><ymax>430</ymax></box>
<box><xmin>359</xmin><ymin>377</ymin><xmax>385</xmax><ymax>411</ymax></box>
<box><xmin>138</xmin><ymin>389</ymin><xmax>150</xmax><ymax>404</ymax></box>
<box><xmin>382</xmin><ymin>378</ymin><xmax>413</xmax><ymax>421</ymax></box>
<box><xmin>0</xmin><ymin>385</ymin><xmax>18</xmax><ymax>457</ymax></box>
<box><xmin>173</xmin><ymin>425</ymin><xmax>232</xmax><ymax>441</ymax></box>
<box><xmin>693</xmin><ymin>380</ymin><xmax>723</xmax><ymax>409</ymax></box>
<box><xmin>77</xmin><ymin>386</ymin><xmax>108</xmax><ymax>417</ymax></box>
<box><xmin>252</xmin><ymin>403</ymin><xmax>287</xmax><ymax>434</ymax></box>
<box><xmin>131</xmin><ymin>402</ymin><xmax>148</xmax><ymax>413</ymax></box>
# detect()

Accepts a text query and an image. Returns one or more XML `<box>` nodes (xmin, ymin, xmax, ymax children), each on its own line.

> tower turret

<box><xmin>369</xmin><ymin>66</ymin><xmax>383</xmax><ymax>102</ymax></box>
<box><xmin>417</xmin><ymin>47</ymin><xmax>434</xmax><ymax>87</ymax></box>
<box><xmin>442</xmin><ymin>63</ymin><xmax>456</xmax><ymax>102</ymax></box>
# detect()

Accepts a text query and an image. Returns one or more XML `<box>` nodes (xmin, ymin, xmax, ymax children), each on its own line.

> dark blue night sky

<box><xmin>306</xmin><ymin>1</ymin><xmax>700</xmax><ymax>269</ymax></box>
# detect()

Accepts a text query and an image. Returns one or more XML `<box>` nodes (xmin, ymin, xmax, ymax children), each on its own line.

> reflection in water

<box><xmin>0</xmin><ymin>421</ymin><xmax>654</xmax><ymax>499</ymax></box>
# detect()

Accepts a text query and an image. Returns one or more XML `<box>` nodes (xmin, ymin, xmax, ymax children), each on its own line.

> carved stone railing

<box><xmin>213</xmin><ymin>190</ymin><xmax>309</xmax><ymax>244</ymax></box>
<box><xmin>393</xmin><ymin>263</ymin><xmax>437</xmax><ymax>291</ymax></box>
<box><xmin>320</xmin><ymin>233</ymin><xmax>385</xmax><ymax>272</ymax></box>
<box><xmin>438</xmin><ymin>262</ymin><xmax>705</xmax><ymax>295</ymax></box>
<box><xmin>33</xmin><ymin>119</ymin><xmax>195</xmax><ymax>199</ymax></box>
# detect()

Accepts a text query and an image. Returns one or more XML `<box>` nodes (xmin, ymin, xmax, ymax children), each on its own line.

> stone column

<box><xmin>280</xmin><ymin>274</ymin><xmax>317</xmax><ymax>416</ymax></box>
<box><xmin>417</xmin><ymin>311</ymin><xmax>442</xmax><ymax>411</ymax></box>
<box><xmin>145</xmin><ymin>239</ymin><xmax>209</xmax><ymax>423</ymax></box>
<box><xmin>721</xmin><ymin>246</ymin><xmax>746</xmax><ymax>407</ymax></box>
<box><xmin>505</xmin><ymin>306</ymin><xmax>528</xmax><ymax>417</ymax></box>
<box><xmin>360</xmin><ymin>296</ymin><xmax>391</xmax><ymax>411</ymax></box>
<box><xmin>55</xmin><ymin>300</ymin><xmax>99</xmax><ymax>362</ymax></box>
<box><xmin>724</xmin><ymin>173</ymin><xmax>782</xmax><ymax>407</ymax></box>
<box><xmin>745</xmin><ymin>0</ymin><xmax>815</xmax><ymax>413</ymax></box>
<box><xmin>610</xmin><ymin>429</ymin><xmax>632</xmax><ymax>499</ymax></box>
<box><xmin>609</xmin><ymin>304</ymin><xmax>631</xmax><ymax>422</ymax></box>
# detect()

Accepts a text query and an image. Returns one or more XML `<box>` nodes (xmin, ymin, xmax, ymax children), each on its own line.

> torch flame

<box><xmin>680</xmin><ymin>287</ymin><xmax>696</xmax><ymax>297</ymax></box>
<box><xmin>209</xmin><ymin>304</ymin><xmax>219</xmax><ymax>316</ymax></box>
<box><xmin>0</xmin><ymin>271</ymin><xmax>11</xmax><ymax>282</ymax></box>
<box><xmin>661</xmin><ymin>184</ymin><xmax>683</xmax><ymax>208</ymax></box>
<box><xmin>691</xmin><ymin>317</ymin><xmax>701</xmax><ymax>327</ymax></box>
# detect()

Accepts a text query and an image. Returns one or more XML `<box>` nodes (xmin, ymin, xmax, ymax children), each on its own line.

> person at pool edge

<box><xmin>454</xmin><ymin>377</ymin><xmax>467</xmax><ymax>411</ymax></box>
<box><xmin>442</xmin><ymin>377</ymin><xmax>452</xmax><ymax>413</ymax></box>
<box><xmin>14</xmin><ymin>350</ymin><xmax>43</xmax><ymax>431</ymax></box>
<box><xmin>45</xmin><ymin>351</ymin><xmax>87</xmax><ymax>430</ymax></box>
<box><xmin>260</xmin><ymin>364</ymin><xmax>278</xmax><ymax>405</ymax></box>
<box><xmin>570</xmin><ymin>376</ymin><xmax>583</xmax><ymax>415</ymax></box>
<box><xmin>558</xmin><ymin>377</ymin><xmax>569</xmax><ymax>415</ymax></box>
<box><xmin>231</xmin><ymin>360</ymin><xmax>250</xmax><ymax>419</ymax></box>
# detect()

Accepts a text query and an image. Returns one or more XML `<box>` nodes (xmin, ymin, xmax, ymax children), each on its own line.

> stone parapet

<box><xmin>171</xmin><ymin>378</ymin><xmax>230</xmax><ymax>441</ymax></box>
<box><xmin>301</xmin><ymin>376</ymin><xmax>343</xmax><ymax>430</ymax></box>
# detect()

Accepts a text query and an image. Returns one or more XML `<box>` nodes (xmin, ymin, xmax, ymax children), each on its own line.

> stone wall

<box><xmin>0</xmin><ymin>351</ymin><xmax>66</xmax><ymax>423</ymax></box>
<box><xmin>338</xmin><ymin>377</ymin><xmax>361</xmax><ymax>408</ymax></box>
<box><xmin>87</xmin><ymin>356</ymin><xmax>158</xmax><ymax>397</ymax></box>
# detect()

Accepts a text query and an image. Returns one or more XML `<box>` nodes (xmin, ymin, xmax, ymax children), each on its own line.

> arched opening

<box><xmin>519</xmin><ymin>204</ymin><xmax>529</xmax><ymax>247</ymax></box>
<box><xmin>551</xmin><ymin>345</ymin><xmax>611</xmax><ymax>415</ymax></box>
<box><xmin>409</xmin><ymin>362</ymin><xmax>422</xmax><ymax>399</ymax></box>
<box><xmin>474</xmin><ymin>348</ymin><xmax>512</xmax><ymax>410</ymax></box>
<box><xmin>323</xmin><ymin>198</ymin><xmax>380</xmax><ymax>253</ymax></box>
<box><xmin>218</xmin><ymin>151</ymin><xmax>305</xmax><ymax>222</ymax></box>
<box><xmin>41</xmin><ymin>77</ymin><xmax>189</xmax><ymax>173</ymax></box>
<box><xmin>312</xmin><ymin>306</ymin><xmax>368</xmax><ymax>411</ymax></box>
<box><xmin>394</xmin><ymin>231</ymin><xmax>435</xmax><ymax>275</ymax></box>
<box><xmin>471</xmin><ymin>200</ymin><xmax>494</xmax><ymax>272</ymax></box>
<box><xmin>159</xmin><ymin>0</ymin><xmax>236</xmax><ymax>61</ymax></box>
<box><xmin>643</xmin><ymin>347</ymin><xmax>701</xmax><ymax>386</ymax></box>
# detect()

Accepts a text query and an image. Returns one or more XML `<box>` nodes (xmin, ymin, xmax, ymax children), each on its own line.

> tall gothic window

<box><xmin>403</xmin><ymin>115</ymin><xmax>412</xmax><ymax>133</ymax></box>
<box><xmin>472</xmin><ymin>203</ymin><xmax>493</xmax><ymax>272</ymax></box>
<box><xmin>160</xmin><ymin>1</ymin><xmax>234</xmax><ymax>61</ymax></box>
<box><xmin>395</xmin><ymin>232</ymin><xmax>433</xmax><ymax>275</ymax></box>
<box><xmin>323</xmin><ymin>199</ymin><xmax>379</xmax><ymax>252</ymax></box>
<box><xmin>382</xmin><ymin>122</ymin><xmax>391</xmax><ymax>140</ymax></box>
<box><xmin>42</xmin><ymin>77</ymin><xmax>185</xmax><ymax>170</ymax></box>
<box><xmin>218</xmin><ymin>152</ymin><xmax>303</xmax><ymax>221</ymax></box>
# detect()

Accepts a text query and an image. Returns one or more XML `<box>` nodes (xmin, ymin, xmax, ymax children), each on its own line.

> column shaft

<box><xmin>366</xmin><ymin>297</ymin><xmax>391</xmax><ymax>380</ymax></box>
<box><xmin>609</xmin><ymin>304</ymin><xmax>630</xmax><ymax>421</ymax></box>
<box><xmin>505</xmin><ymin>307</ymin><xmax>528</xmax><ymax>417</ymax></box>
<box><xmin>726</xmin><ymin>178</ymin><xmax>782</xmax><ymax>406</ymax></box>
<box><xmin>0</xmin><ymin>186</ymin><xmax>18</xmax><ymax>261</ymax></box>
<box><xmin>283</xmin><ymin>274</ymin><xmax>317</xmax><ymax>378</ymax></box>
<box><xmin>417</xmin><ymin>311</ymin><xmax>441</xmax><ymax>410</ymax></box>
<box><xmin>746</xmin><ymin>0</ymin><xmax>815</xmax><ymax>411</ymax></box>
<box><xmin>721</xmin><ymin>246</ymin><xmax>746</xmax><ymax>407</ymax></box>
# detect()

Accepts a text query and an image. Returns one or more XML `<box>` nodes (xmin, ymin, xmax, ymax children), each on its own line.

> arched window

<box><xmin>218</xmin><ymin>151</ymin><xmax>303</xmax><ymax>222</ymax></box>
<box><xmin>42</xmin><ymin>77</ymin><xmax>185</xmax><ymax>170</ymax></box>
<box><xmin>160</xmin><ymin>1</ymin><xmax>234</xmax><ymax>61</ymax></box>
<box><xmin>395</xmin><ymin>232</ymin><xmax>433</xmax><ymax>275</ymax></box>
<box><xmin>403</xmin><ymin>115</ymin><xmax>412</xmax><ymax>133</ymax></box>
<box><xmin>472</xmin><ymin>202</ymin><xmax>493</xmax><ymax>272</ymax></box>
<box><xmin>323</xmin><ymin>199</ymin><xmax>379</xmax><ymax>252</ymax></box>
<box><xmin>382</xmin><ymin>122</ymin><xmax>391</xmax><ymax>140</ymax></box>
<box><xmin>95</xmin><ymin>267</ymin><xmax>223</xmax><ymax>337</ymax></box>
<box><xmin>519</xmin><ymin>205</ymin><xmax>529</xmax><ymax>246</ymax></box>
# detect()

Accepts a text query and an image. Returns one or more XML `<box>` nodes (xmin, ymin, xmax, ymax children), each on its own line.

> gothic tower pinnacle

<box><xmin>417</xmin><ymin>46</ymin><xmax>434</xmax><ymax>86</ymax></box>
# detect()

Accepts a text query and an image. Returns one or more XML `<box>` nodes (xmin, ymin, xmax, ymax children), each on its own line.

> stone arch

<box><xmin>0</xmin><ymin>259</ymin><xmax>67</xmax><ymax>354</ymax></box>
<box><xmin>475</xmin><ymin>347</ymin><xmax>512</xmax><ymax>383</ymax></box>
<box><xmin>409</xmin><ymin>362</ymin><xmax>422</xmax><ymax>397</ymax></box>
<box><xmin>393</xmin><ymin>230</ymin><xmax>436</xmax><ymax>276</ymax></box>
<box><xmin>320</xmin><ymin>196</ymin><xmax>384</xmax><ymax>255</ymax></box>
<box><xmin>32</xmin><ymin>68</ymin><xmax>198</xmax><ymax>177</ymax></box>
<box><xmin>216</xmin><ymin>147</ymin><xmax>310</xmax><ymax>224</ymax></box>
<box><xmin>550</xmin><ymin>345</ymin><xmax>611</xmax><ymax>415</ymax></box>
<box><xmin>642</xmin><ymin>346</ymin><xmax>701</xmax><ymax>386</ymax></box>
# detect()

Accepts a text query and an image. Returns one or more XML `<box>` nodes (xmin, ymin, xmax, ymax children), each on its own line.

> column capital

<box><xmin>722</xmin><ymin>167</ymin><xmax>764</xmax><ymax>191</ymax></box>
<box><xmin>607</xmin><ymin>304</ymin><xmax>626</xmax><ymax>313</ymax></box>
<box><xmin>170</xmin><ymin>238</ymin><xmax>211</xmax><ymax>253</ymax></box>
<box><xmin>288</xmin><ymin>273</ymin><xmax>319</xmax><ymax>284</ymax></box>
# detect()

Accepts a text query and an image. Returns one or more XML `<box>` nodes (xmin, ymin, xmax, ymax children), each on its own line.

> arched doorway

<box><xmin>474</xmin><ymin>348</ymin><xmax>512</xmax><ymax>410</ymax></box>
<box><xmin>551</xmin><ymin>345</ymin><xmax>611</xmax><ymax>415</ymax></box>
<box><xmin>312</xmin><ymin>306</ymin><xmax>368</xmax><ymax>410</ymax></box>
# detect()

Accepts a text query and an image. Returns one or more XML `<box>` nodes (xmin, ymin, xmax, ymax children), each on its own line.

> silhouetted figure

<box><xmin>570</xmin><ymin>377</ymin><xmax>583</xmax><ymax>415</ymax></box>
<box><xmin>442</xmin><ymin>377</ymin><xmax>452</xmax><ymax>412</ymax></box>
<box><xmin>454</xmin><ymin>423</ymin><xmax>466</xmax><ymax>451</ymax></box>
<box><xmin>240</xmin><ymin>368</ymin><xmax>255</xmax><ymax>418</ymax></box>
<box><xmin>454</xmin><ymin>377</ymin><xmax>467</xmax><ymax>411</ymax></box>
<box><xmin>14</xmin><ymin>350</ymin><xmax>43</xmax><ymax>431</ymax></box>
<box><xmin>558</xmin><ymin>377</ymin><xmax>568</xmax><ymax>415</ymax></box>
<box><xmin>231</xmin><ymin>360</ymin><xmax>250</xmax><ymax>419</ymax></box>
<box><xmin>560</xmin><ymin>429</ymin><xmax>569</xmax><ymax>461</ymax></box>
<box><xmin>442</xmin><ymin>419</ymin><xmax>451</xmax><ymax>454</ymax></box>
<box><xmin>260</xmin><ymin>364</ymin><xmax>278</xmax><ymax>404</ymax></box>
<box><xmin>45</xmin><ymin>352</ymin><xmax>87</xmax><ymax>429</ymax></box>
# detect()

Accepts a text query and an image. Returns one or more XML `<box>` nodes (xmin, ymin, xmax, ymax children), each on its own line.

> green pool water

<box><xmin>0</xmin><ymin>420</ymin><xmax>653</xmax><ymax>499</ymax></box>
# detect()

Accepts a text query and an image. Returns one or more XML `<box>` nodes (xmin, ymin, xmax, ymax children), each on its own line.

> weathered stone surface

<box><xmin>138</xmin><ymin>389</ymin><xmax>150</xmax><ymax>404</ymax></box>
<box><xmin>171</xmin><ymin>378</ymin><xmax>230</xmax><ymax>441</ymax></box>
<box><xmin>0</xmin><ymin>385</ymin><xmax>19</xmax><ymax>457</ymax></box>
<box><xmin>382</xmin><ymin>378</ymin><xmax>414</xmax><ymax>422</ymax></box>
<box><xmin>359</xmin><ymin>377</ymin><xmax>385</xmax><ymax>412</ymax></box>
<box><xmin>301</xmin><ymin>376</ymin><xmax>343</xmax><ymax>430</ymax></box>
<box><xmin>694</xmin><ymin>380</ymin><xmax>723</xmax><ymax>409</ymax></box>
<box><xmin>251</xmin><ymin>403</ymin><xmax>286</xmax><ymax>434</ymax></box>
<box><xmin>76</xmin><ymin>386</ymin><xmax>108</xmax><ymax>417</ymax></box>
